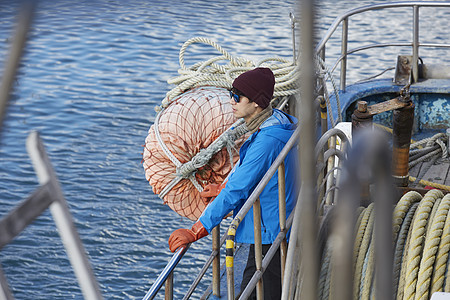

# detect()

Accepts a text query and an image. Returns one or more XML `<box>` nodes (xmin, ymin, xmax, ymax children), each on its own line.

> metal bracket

<box><xmin>394</xmin><ymin>55</ymin><xmax>413</xmax><ymax>85</ymax></box>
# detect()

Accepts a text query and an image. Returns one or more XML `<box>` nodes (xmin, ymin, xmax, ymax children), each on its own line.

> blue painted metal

<box><xmin>329</xmin><ymin>78</ymin><xmax>450</xmax><ymax>132</ymax></box>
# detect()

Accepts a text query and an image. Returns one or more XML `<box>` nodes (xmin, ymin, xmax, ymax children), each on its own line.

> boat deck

<box><xmin>409</xmin><ymin>159</ymin><xmax>450</xmax><ymax>189</ymax></box>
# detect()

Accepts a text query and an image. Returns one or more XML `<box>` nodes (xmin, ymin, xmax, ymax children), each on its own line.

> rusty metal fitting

<box><xmin>357</xmin><ymin>101</ymin><xmax>368</xmax><ymax>113</ymax></box>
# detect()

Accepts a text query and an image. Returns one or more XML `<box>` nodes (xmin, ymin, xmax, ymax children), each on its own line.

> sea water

<box><xmin>0</xmin><ymin>0</ymin><xmax>449</xmax><ymax>299</ymax></box>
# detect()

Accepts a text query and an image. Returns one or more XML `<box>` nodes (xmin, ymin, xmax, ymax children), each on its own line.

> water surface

<box><xmin>0</xmin><ymin>1</ymin><xmax>449</xmax><ymax>299</ymax></box>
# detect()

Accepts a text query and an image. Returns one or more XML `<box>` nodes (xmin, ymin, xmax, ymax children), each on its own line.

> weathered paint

<box><xmin>419</xmin><ymin>98</ymin><xmax>450</xmax><ymax>129</ymax></box>
<box><xmin>329</xmin><ymin>78</ymin><xmax>450</xmax><ymax>133</ymax></box>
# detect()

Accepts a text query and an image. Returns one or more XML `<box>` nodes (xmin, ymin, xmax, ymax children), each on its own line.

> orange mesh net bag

<box><xmin>143</xmin><ymin>86</ymin><xmax>248</xmax><ymax>220</ymax></box>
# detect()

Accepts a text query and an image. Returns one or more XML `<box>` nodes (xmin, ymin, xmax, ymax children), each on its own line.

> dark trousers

<box><xmin>240</xmin><ymin>244</ymin><xmax>282</xmax><ymax>300</ymax></box>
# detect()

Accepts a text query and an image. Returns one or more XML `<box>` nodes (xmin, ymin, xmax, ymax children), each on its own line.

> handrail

<box><xmin>238</xmin><ymin>210</ymin><xmax>295</xmax><ymax>299</ymax></box>
<box><xmin>27</xmin><ymin>132</ymin><xmax>104</xmax><ymax>300</ymax></box>
<box><xmin>315</xmin><ymin>1</ymin><xmax>450</xmax><ymax>54</ymax></box>
<box><xmin>0</xmin><ymin>132</ymin><xmax>103</xmax><ymax>300</ymax></box>
<box><xmin>0</xmin><ymin>2</ymin><xmax>34</xmax><ymax>140</ymax></box>
<box><xmin>142</xmin><ymin>245</ymin><xmax>190</xmax><ymax>300</ymax></box>
<box><xmin>183</xmin><ymin>229</ymin><xmax>227</xmax><ymax>300</ymax></box>
<box><xmin>315</xmin><ymin>1</ymin><xmax>450</xmax><ymax>90</ymax></box>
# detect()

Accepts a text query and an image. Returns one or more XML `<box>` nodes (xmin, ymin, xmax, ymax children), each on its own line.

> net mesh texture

<box><xmin>143</xmin><ymin>86</ymin><xmax>247</xmax><ymax>220</ymax></box>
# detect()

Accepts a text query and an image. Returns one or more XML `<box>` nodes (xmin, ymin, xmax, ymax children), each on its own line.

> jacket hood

<box><xmin>256</xmin><ymin>109</ymin><xmax>297</xmax><ymax>143</ymax></box>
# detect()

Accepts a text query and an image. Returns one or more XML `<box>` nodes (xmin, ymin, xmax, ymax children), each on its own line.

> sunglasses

<box><xmin>229</xmin><ymin>90</ymin><xmax>242</xmax><ymax>103</ymax></box>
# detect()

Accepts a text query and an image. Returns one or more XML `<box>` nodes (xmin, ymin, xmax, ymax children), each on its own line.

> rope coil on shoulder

<box><xmin>144</xmin><ymin>37</ymin><xmax>302</xmax><ymax>220</ymax></box>
<box><xmin>143</xmin><ymin>86</ymin><xmax>246</xmax><ymax>220</ymax></box>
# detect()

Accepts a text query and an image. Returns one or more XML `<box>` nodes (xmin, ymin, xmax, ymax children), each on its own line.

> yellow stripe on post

<box><xmin>226</xmin><ymin>256</ymin><xmax>234</xmax><ymax>268</ymax></box>
<box><xmin>227</xmin><ymin>228</ymin><xmax>236</xmax><ymax>236</ymax></box>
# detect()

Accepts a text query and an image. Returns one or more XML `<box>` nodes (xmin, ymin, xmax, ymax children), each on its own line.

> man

<box><xmin>168</xmin><ymin>67</ymin><xmax>298</xmax><ymax>299</ymax></box>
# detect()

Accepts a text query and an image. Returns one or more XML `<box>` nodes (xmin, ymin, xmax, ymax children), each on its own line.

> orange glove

<box><xmin>168</xmin><ymin>221</ymin><xmax>209</xmax><ymax>252</ymax></box>
<box><xmin>200</xmin><ymin>181</ymin><xmax>227</xmax><ymax>205</ymax></box>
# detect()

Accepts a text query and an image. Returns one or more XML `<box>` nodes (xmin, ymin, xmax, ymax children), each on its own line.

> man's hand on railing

<box><xmin>168</xmin><ymin>221</ymin><xmax>209</xmax><ymax>252</ymax></box>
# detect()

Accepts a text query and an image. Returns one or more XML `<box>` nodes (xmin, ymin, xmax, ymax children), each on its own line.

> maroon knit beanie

<box><xmin>232</xmin><ymin>67</ymin><xmax>275</xmax><ymax>109</ymax></box>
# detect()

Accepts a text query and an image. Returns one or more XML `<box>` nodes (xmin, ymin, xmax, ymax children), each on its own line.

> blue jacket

<box><xmin>199</xmin><ymin>109</ymin><xmax>298</xmax><ymax>244</ymax></box>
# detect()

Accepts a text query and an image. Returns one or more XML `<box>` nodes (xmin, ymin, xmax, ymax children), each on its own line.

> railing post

<box><xmin>253</xmin><ymin>198</ymin><xmax>264</xmax><ymax>299</ymax></box>
<box><xmin>318</xmin><ymin>96</ymin><xmax>328</xmax><ymax>137</ymax></box>
<box><xmin>412</xmin><ymin>5</ymin><xmax>419</xmax><ymax>83</ymax></box>
<box><xmin>290</xmin><ymin>12</ymin><xmax>297</xmax><ymax>63</ymax></box>
<box><xmin>278</xmin><ymin>163</ymin><xmax>288</xmax><ymax>284</ymax></box>
<box><xmin>212</xmin><ymin>225</ymin><xmax>220</xmax><ymax>297</ymax></box>
<box><xmin>226</xmin><ymin>221</ymin><xmax>238</xmax><ymax>300</ymax></box>
<box><xmin>0</xmin><ymin>2</ymin><xmax>34</xmax><ymax>135</ymax></box>
<box><xmin>340</xmin><ymin>17</ymin><xmax>348</xmax><ymax>91</ymax></box>
<box><xmin>164</xmin><ymin>272</ymin><xmax>173</xmax><ymax>300</ymax></box>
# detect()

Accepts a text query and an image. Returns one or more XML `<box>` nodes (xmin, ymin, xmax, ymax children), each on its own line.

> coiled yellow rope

<box><xmin>354</xmin><ymin>203</ymin><xmax>374</xmax><ymax>299</ymax></box>
<box><xmin>394</xmin><ymin>202</ymin><xmax>419</xmax><ymax>299</ymax></box>
<box><xmin>430</xmin><ymin>194</ymin><xmax>450</xmax><ymax>294</ymax></box>
<box><xmin>393</xmin><ymin>192</ymin><xmax>423</xmax><ymax>242</ymax></box>
<box><xmin>403</xmin><ymin>189</ymin><xmax>441</xmax><ymax>300</ymax></box>
<box><xmin>408</xmin><ymin>176</ymin><xmax>450</xmax><ymax>192</ymax></box>
<box><xmin>318</xmin><ymin>190</ymin><xmax>450</xmax><ymax>300</ymax></box>
<box><xmin>397</xmin><ymin>206</ymin><xmax>416</xmax><ymax>300</ymax></box>
<box><xmin>415</xmin><ymin>194</ymin><xmax>449</xmax><ymax>300</ymax></box>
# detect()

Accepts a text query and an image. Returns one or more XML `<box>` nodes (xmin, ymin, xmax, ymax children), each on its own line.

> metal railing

<box><xmin>142</xmin><ymin>245</ymin><xmax>189</xmax><ymax>300</ymax></box>
<box><xmin>141</xmin><ymin>123</ymin><xmax>300</xmax><ymax>300</ymax></box>
<box><xmin>0</xmin><ymin>2</ymin><xmax>34</xmax><ymax>141</ymax></box>
<box><xmin>0</xmin><ymin>132</ymin><xmax>103</xmax><ymax>300</ymax></box>
<box><xmin>315</xmin><ymin>1</ymin><xmax>450</xmax><ymax>91</ymax></box>
<box><xmin>0</xmin><ymin>3</ymin><xmax>103</xmax><ymax>299</ymax></box>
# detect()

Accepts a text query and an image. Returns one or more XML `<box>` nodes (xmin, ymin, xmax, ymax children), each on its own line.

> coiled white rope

<box><xmin>410</xmin><ymin>133</ymin><xmax>448</xmax><ymax>160</ymax></box>
<box><xmin>155</xmin><ymin>37</ymin><xmax>300</xmax><ymax>112</ymax></box>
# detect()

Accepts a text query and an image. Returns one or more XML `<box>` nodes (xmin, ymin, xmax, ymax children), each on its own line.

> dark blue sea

<box><xmin>0</xmin><ymin>0</ymin><xmax>449</xmax><ymax>299</ymax></box>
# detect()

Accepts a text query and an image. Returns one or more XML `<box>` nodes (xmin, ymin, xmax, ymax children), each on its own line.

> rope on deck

<box><xmin>318</xmin><ymin>190</ymin><xmax>450</xmax><ymax>300</ymax></box>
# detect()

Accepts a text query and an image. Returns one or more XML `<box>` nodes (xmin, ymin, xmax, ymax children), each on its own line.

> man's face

<box><xmin>230</xmin><ymin>94</ymin><xmax>262</xmax><ymax>123</ymax></box>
